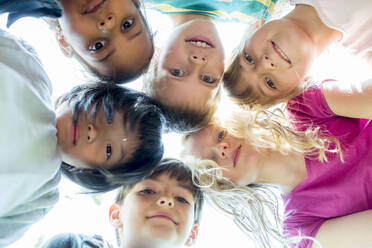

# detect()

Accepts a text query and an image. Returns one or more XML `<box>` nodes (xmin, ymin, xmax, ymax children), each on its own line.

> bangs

<box><xmin>149</xmin><ymin>158</ymin><xmax>198</xmax><ymax>196</ymax></box>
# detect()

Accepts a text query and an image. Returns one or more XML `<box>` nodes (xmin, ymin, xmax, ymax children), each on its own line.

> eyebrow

<box><xmin>129</xmin><ymin>28</ymin><xmax>143</xmax><ymax>41</ymax></box>
<box><xmin>148</xmin><ymin>178</ymin><xmax>194</xmax><ymax>194</ymax></box>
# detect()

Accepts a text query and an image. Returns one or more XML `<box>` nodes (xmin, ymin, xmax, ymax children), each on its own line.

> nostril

<box><xmin>193</xmin><ymin>56</ymin><xmax>197</xmax><ymax>59</ymax></box>
<box><xmin>271</xmin><ymin>63</ymin><xmax>274</xmax><ymax>67</ymax></box>
<box><xmin>202</xmin><ymin>57</ymin><xmax>206</xmax><ymax>61</ymax></box>
<box><xmin>100</xmin><ymin>22</ymin><xmax>105</xmax><ymax>26</ymax></box>
<box><xmin>88</xmin><ymin>136</ymin><xmax>90</xmax><ymax>140</ymax></box>
<box><xmin>265</xmin><ymin>56</ymin><xmax>268</xmax><ymax>59</ymax></box>
<box><xmin>88</xmin><ymin>126</ymin><xmax>91</xmax><ymax>131</ymax></box>
<box><xmin>168</xmin><ymin>202</ymin><xmax>171</xmax><ymax>206</ymax></box>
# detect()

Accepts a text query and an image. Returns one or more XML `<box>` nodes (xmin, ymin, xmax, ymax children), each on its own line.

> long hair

<box><xmin>57</xmin><ymin>83</ymin><xmax>165</xmax><ymax>192</ymax></box>
<box><xmin>182</xmin><ymin>105</ymin><xmax>342</xmax><ymax>247</ymax></box>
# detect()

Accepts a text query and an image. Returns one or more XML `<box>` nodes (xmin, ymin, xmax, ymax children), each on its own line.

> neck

<box><xmin>255</xmin><ymin>149</ymin><xmax>307</xmax><ymax>195</ymax></box>
<box><xmin>170</xmin><ymin>13</ymin><xmax>214</xmax><ymax>26</ymax></box>
<box><xmin>285</xmin><ymin>4</ymin><xmax>342</xmax><ymax>56</ymax></box>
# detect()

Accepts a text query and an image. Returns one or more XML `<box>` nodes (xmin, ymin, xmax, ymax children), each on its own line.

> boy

<box><xmin>0</xmin><ymin>29</ymin><xmax>164</xmax><ymax>246</ymax></box>
<box><xmin>43</xmin><ymin>158</ymin><xmax>204</xmax><ymax>248</ymax></box>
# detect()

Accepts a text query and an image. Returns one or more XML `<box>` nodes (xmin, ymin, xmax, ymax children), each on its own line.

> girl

<box><xmin>182</xmin><ymin>77</ymin><xmax>372</xmax><ymax>247</ymax></box>
<box><xmin>142</xmin><ymin>0</ymin><xmax>280</xmax><ymax>132</ymax></box>
<box><xmin>0</xmin><ymin>30</ymin><xmax>164</xmax><ymax>246</ymax></box>
<box><xmin>0</xmin><ymin>0</ymin><xmax>154</xmax><ymax>83</ymax></box>
<box><xmin>223</xmin><ymin>0</ymin><xmax>372</xmax><ymax>107</ymax></box>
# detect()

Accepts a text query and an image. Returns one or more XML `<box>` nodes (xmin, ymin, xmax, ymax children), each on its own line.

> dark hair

<box><xmin>58</xmin><ymin>83</ymin><xmax>165</xmax><ymax>192</ymax></box>
<box><xmin>113</xmin><ymin>158</ymin><xmax>204</xmax><ymax>246</ymax></box>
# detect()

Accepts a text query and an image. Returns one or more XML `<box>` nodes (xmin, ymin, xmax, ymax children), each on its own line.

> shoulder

<box><xmin>43</xmin><ymin>233</ymin><xmax>113</xmax><ymax>248</ymax></box>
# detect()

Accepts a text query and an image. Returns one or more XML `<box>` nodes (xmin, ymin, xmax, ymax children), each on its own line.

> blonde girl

<box><xmin>182</xmin><ymin>78</ymin><xmax>372</xmax><ymax>248</ymax></box>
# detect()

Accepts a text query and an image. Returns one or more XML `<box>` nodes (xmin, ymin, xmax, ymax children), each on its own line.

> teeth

<box><xmin>274</xmin><ymin>43</ymin><xmax>291</xmax><ymax>63</ymax></box>
<box><xmin>188</xmin><ymin>40</ymin><xmax>212</xmax><ymax>48</ymax></box>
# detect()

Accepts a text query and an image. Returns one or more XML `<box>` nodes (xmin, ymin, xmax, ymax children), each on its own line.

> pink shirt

<box><xmin>283</xmin><ymin>82</ymin><xmax>372</xmax><ymax>248</ymax></box>
<box><xmin>291</xmin><ymin>0</ymin><xmax>372</xmax><ymax>64</ymax></box>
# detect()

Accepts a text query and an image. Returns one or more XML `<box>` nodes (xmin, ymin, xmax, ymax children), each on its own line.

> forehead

<box><xmin>138</xmin><ymin>173</ymin><xmax>194</xmax><ymax>193</ymax></box>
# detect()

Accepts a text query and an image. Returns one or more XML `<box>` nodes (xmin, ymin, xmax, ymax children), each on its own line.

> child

<box><xmin>42</xmin><ymin>158</ymin><xmax>204</xmax><ymax>248</ymax></box>
<box><xmin>142</xmin><ymin>0</ymin><xmax>279</xmax><ymax>132</ymax></box>
<box><xmin>182</xmin><ymin>77</ymin><xmax>372</xmax><ymax>247</ymax></box>
<box><xmin>0</xmin><ymin>30</ymin><xmax>164</xmax><ymax>246</ymax></box>
<box><xmin>0</xmin><ymin>0</ymin><xmax>154</xmax><ymax>83</ymax></box>
<box><xmin>223</xmin><ymin>0</ymin><xmax>372</xmax><ymax>107</ymax></box>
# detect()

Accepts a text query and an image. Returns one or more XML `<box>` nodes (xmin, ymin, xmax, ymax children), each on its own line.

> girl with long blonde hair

<box><xmin>182</xmin><ymin>78</ymin><xmax>372</xmax><ymax>248</ymax></box>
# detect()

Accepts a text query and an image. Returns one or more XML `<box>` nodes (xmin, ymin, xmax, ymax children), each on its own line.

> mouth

<box><xmin>185</xmin><ymin>36</ymin><xmax>215</xmax><ymax>48</ymax></box>
<box><xmin>147</xmin><ymin>213</ymin><xmax>178</xmax><ymax>225</ymax></box>
<box><xmin>233</xmin><ymin>145</ymin><xmax>242</xmax><ymax>168</ymax></box>
<box><xmin>69</xmin><ymin>122</ymin><xmax>79</xmax><ymax>145</ymax></box>
<box><xmin>83</xmin><ymin>0</ymin><xmax>106</xmax><ymax>14</ymax></box>
<box><xmin>271</xmin><ymin>41</ymin><xmax>291</xmax><ymax>65</ymax></box>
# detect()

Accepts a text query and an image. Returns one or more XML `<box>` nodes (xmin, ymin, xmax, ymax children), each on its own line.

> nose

<box><xmin>217</xmin><ymin>142</ymin><xmax>230</xmax><ymax>160</ymax></box>
<box><xmin>87</xmin><ymin>124</ymin><xmax>97</xmax><ymax>143</ymax></box>
<box><xmin>97</xmin><ymin>14</ymin><xmax>116</xmax><ymax>31</ymax></box>
<box><xmin>156</xmin><ymin>195</ymin><xmax>174</xmax><ymax>208</ymax></box>
<box><xmin>190</xmin><ymin>54</ymin><xmax>207</xmax><ymax>65</ymax></box>
<box><xmin>259</xmin><ymin>55</ymin><xmax>276</xmax><ymax>71</ymax></box>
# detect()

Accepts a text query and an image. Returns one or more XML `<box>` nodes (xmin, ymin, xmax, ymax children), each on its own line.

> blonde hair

<box><xmin>185</xmin><ymin>157</ymin><xmax>298</xmax><ymax>248</ymax></box>
<box><xmin>181</xmin><ymin>105</ymin><xmax>342</xmax><ymax>247</ymax></box>
<box><xmin>219</xmin><ymin>105</ymin><xmax>342</xmax><ymax>162</ymax></box>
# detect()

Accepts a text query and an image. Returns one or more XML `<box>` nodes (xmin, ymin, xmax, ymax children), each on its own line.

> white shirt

<box><xmin>0</xmin><ymin>30</ymin><xmax>61</xmax><ymax>247</ymax></box>
<box><xmin>292</xmin><ymin>0</ymin><xmax>372</xmax><ymax>64</ymax></box>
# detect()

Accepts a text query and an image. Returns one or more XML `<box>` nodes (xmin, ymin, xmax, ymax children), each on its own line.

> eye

<box><xmin>139</xmin><ymin>188</ymin><xmax>156</xmax><ymax>195</ymax></box>
<box><xmin>170</xmin><ymin>69</ymin><xmax>185</xmax><ymax>77</ymax></box>
<box><xmin>201</xmin><ymin>74</ymin><xmax>215</xmax><ymax>84</ymax></box>
<box><xmin>106</xmin><ymin>144</ymin><xmax>112</xmax><ymax>159</ymax></box>
<box><xmin>244</xmin><ymin>53</ymin><xmax>255</xmax><ymax>64</ymax></box>
<box><xmin>264</xmin><ymin>77</ymin><xmax>276</xmax><ymax>89</ymax></box>
<box><xmin>176</xmin><ymin>196</ymin><xmax>189</xmax><ymax>204</ymax></box>
<box><xmin>217</xmin><ymin>130</ymin><xmax>225</xmax><ymax>142</ymax></box>
<box><xmin>89</xmin><ymin>40</ymin><xmax>106</xmax><ymax>52</ymax></box>
<box><xmin>121</xmin><ymin>18</ymin><xmax>134</xmax><ymax>31</ymax></box>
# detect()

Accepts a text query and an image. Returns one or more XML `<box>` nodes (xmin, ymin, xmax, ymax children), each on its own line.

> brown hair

<box><xmin>223</xmin><ymin>41</ymin><xmax>303</xmax><ymax>108</ymax></box>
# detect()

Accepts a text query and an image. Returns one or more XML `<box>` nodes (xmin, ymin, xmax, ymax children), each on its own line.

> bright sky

<box><xmin>2</xmin><ymin>5</ymin><xmax>372</xmax><ymax>248</ymax></box>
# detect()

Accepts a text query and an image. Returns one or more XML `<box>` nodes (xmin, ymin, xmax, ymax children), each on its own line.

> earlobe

<box><xmin>109</xmin><ymin>204</ymin><xmax>123</xmax><ymax>229</ymax></box>
<box><xmin>185</xmin><ymin>225</ymin><xmax>199</xmax><ymax>246</ymax></box>
<box><xmin>56</xmin><ymin>28</ymin><xmax>73</xmax><ymax>58</ymax></box>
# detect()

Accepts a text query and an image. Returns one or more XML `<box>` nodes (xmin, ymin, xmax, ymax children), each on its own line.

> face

<box><xmin>116</xmin><ymin>173</ymin><xmax>198</xmax><ymax>248</ymax></box>
<box><xmin>228</xmin><ymin>19</ymin><xmax>316</xmax><ymax>105</ymax></box>
<box><xmin>58</xmin><ymin>0</ymin><xmax>153</xmax><ymax>79</ymax></box>
<box><xmin>56</xmin><ymin>101</ymin><xmax>139</xmax><ymax>169</ymax></box>
<box><xmin>155</xmin><ymin>19</ymin><xmax>225</xmax><ymax>110</ymax></box>
<box><xmin>183</xmin><ymin>124</ymin><xmax>260</xmax><ymax>185</ymax></box>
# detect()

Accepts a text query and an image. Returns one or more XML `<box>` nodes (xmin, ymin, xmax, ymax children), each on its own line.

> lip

<box><xmin>147</xmin><ymin>213</ymin><xmax>177</xmax><ymax>225</ymax></box>
<box><xmin>233</xmin><ymin>145</ymin><xmax>242</xmax><ymax>168</ymax></box>
<box><xmin>185</xmin><ymin>36</ymin><xmax>215</xmax><ymax>48</ymax></box>
<box><xmin>271</xmin><ymin>41</ymin><xmax>291</xmax><ymax>65</ymax></box>
<box><xmin>83</xmin><ymin>0</ymin><xmax>106</xmax><ymax>14</ymax></box>
<box><xmin>69</xmin><ymin>122</ymin><xmax>79</xmax><ymax>145</ymax></box>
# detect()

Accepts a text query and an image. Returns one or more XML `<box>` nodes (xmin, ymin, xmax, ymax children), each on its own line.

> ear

<box><xmin>185</xmin><ymin>225</ymin><xmax>199</xmax><ymax>246</ymax></box>
<box><xmin>56</xmin><ymin>28</ymin><xmax>73</xmax><ymax>58</ymax></box>
<box><xmin>109</xmin><ymin>203</ymin><xmax>123</xmax><ymax>229</ymax></box>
